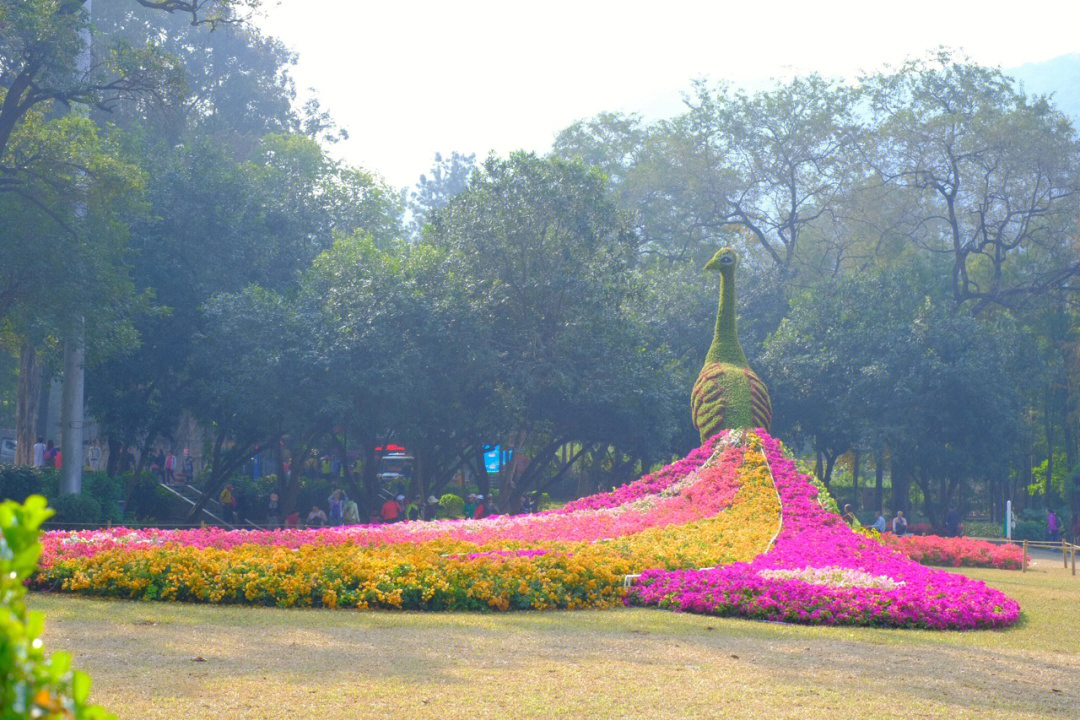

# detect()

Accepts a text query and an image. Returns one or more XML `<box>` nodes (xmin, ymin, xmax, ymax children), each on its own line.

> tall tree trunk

<box><xmin>106</xmin><ymin>437</ymin><xmax>122</xmax><ymax>476</ymax></box>
<box><xmin>851</xmin><ymin>450</ymin><xmax>861</xmax><ymax>510</ymax></box>
<box><xmin>360</xmin><ymin>438</ymin><xmax>380</xmax><ymax>519</ymax></box>
<box><xmin>1045</xmin><ymin>391</ymin><xmax>1055</xmax><ymax>506</ymax></box>
<box><xmin>822</xmin><ymin>451</ymin><xmax>837</xmax><ymax>489</ymax></box>
<box><xmin>124</xmin><ymin>433</ymin><xmax>156</xmax><ymax>510</ymax></box>
<box><xmin>874</xmin><ymin>449</ymin><xmax>885</xmax><ymax>513</ymax></box>
<box><xmin>14</xmin><ymin>341</ymin><xmax>42</xmax><ymax>465</ymax></box>
<box><xmin>35</xmin><ymin>368</ymin><xmax>52</xmax><ymax>442</ymax></box>
<box><xmin>891</xmin><ymin>459</ymin><xmax>909</xmax><ymax>515</ymax></box>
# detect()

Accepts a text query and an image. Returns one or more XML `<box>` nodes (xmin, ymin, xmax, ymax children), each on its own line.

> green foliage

<box><xmin>1012</xmin><ymin>521</ymin><xmax>1047</xmax><ymax>542</ymax></box>
<box><xmin>1</xmin><ymin>468</ymin><xmax>127</xmax><ymax>525</ymax></box>
<box><xmin>51</xmin><ymin>493</ymin><xmax>103</xmax><ymax>526</ymax></box>
<box><xmin>0</xmin><ymin>466</ymin><xmax>59</xmax><ymax>504</ymax></box>
<box><xmin>1</xmin><ymin>496</ymin><xmax>114</xmax><ymax>718</ymax></box>
<box><xmin>761</xmin><ymin>269</ymin><xmax>1027</xmax><ymax>523</ymax></box>
<box><xmin>439</xmin><ymin>493</ymin><xmax>464</xmax><ymax>519</ymax></box>
<box><xmin>962</xmin><ymin>520</ymin><xmax>1004</xmax><ymax>539</ymax></box>
<box><xmin>124</xmin><ymin>473</ymin><xmax>178</xmax><ymax>524</ymax></box>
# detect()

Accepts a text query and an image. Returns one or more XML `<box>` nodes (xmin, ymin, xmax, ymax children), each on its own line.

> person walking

<box><xmin>425</xmin><ymin>495</ymin><xmax>440</xmax><ymax>520</ymax></box>
<box><xmin>219</xmin><ymin>484</ymin><xmax>238</xmax><ymax>523</ymax></box>
<box><xmin>182</xmin><ymin>449</ymin><xmax>195</xmax><ymax>483</ymax></box>
<box><xmin>266</xmin><ymin>492</ymin><xmax>280</xmax><ymax>528</ymax></box>
<box><xmin>405</xmin><ymin>497</ymin><xmax>421</xmax><ymax>522</ymax></box>
<box><xmin>164</xmin><ymin>451</ymin><xmax>176</xmax><ymax>484</ymax></box>
<box><xmin>1047</xmin><ymin>509</ymin><xmax>1061</xmax><ymax>542</ymax></box>
<box><xmin>32</xmin><ymin>437</ymin><xmax>45</xmax><ymax>468</ymax></box>
<box><xmin>88</xmin><ymin>439</ymin><xmax>103</xmax><ymax>472</ymax></box>
<box><xmin>150</xmin><ymin>449</ymin><xmax>165</xmax><ymax>480</ymax></box>
<box><xmin>43</xmin><ymin>440</ymin><xmax>56</xmax><ymax>468</ymax></box>
<box><xmin>463</xmin><ymin>493</ymin><xmax>478</xmax><ymax>519</ymax></box>
<box><xmin>473</xmin><ymin>494</ymin><xmax>487</xmax><ymax>520</ymax></box>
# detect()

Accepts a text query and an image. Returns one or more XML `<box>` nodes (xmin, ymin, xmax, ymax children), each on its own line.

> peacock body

<box><xmin>690</xmin><ymin>248</ymin><xmax>772</xmax><ymax>443</ymax></box>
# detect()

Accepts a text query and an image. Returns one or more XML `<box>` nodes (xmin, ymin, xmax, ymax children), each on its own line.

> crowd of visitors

<box><xmin>843</xmin><ymin>505</ymin><xmax>1080</xmax><ymax>544</ymax></box>
<box><xmin>31</xmin><ymin>438</ymin><xmax>60</xmax><ymax>470</ymax></box>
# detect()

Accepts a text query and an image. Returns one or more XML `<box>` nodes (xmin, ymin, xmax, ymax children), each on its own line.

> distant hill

<box><xmin>1009</xmin><ymin>54</ymin><xmax>1080</xmax><ymax>122</ymax></box>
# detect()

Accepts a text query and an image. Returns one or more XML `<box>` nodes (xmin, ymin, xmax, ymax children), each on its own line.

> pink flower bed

<box><xmin>553</xmin><ymin>433</ymin><xmax>724</xmax><ymax>513</ymax></box>
<box><xmin>627</xmin><ymin>430</ymin><xmax>1020</xmax><ymax>630</ymax></box>
<box><xmin>40</xmin><ymin>434</ymin><xmax>741</xmax><ymax>568</ymax></box>
<box><xmin>879</xmin><ymin>533</ymin><xmax>1025</xmax><ymax>570</ymax></box>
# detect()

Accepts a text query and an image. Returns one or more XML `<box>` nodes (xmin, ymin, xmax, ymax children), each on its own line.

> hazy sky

<box><xmin>258</xmin><ymin>1</ymin><xmax>1080</xmax><ymax>191</ymax></box>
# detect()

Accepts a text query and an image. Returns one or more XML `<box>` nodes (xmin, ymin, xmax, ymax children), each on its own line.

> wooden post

<box><xmin>1065</xmin><ymin>539</ymin><xmax>1069</xmax><ymax>569</ymax></box>
<box><xmin>1022</xmin><ymin>540</ymin><xmax>1028</xmax><ymax>573</ymax></box>
<box><xmin>1072</xmin><ymin>546</ymin><xmax>1076</xmax><ymax>576</ymax></box>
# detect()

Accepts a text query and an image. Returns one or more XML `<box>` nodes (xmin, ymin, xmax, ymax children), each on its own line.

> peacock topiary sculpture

<box><xmin>690</xmin><ymin>247</ymin><xmax>772</xmax><ymax>442</ymax></box>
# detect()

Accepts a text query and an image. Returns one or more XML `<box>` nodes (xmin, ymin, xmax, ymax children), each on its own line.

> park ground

<box><xmin>34</xmin><ymin>557</ymin><xmax>1080</xmax><ymax>720</ymax></box>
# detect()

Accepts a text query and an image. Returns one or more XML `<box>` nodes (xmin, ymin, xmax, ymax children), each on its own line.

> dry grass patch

<box><xmin>33</xmin><ymin>563</ymin><xmax>1080</xmax><ymax>719</ymax></box>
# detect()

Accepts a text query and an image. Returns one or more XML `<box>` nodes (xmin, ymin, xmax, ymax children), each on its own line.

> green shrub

<box><xmin>2</xmin><ymin>468</ymin><xmax>125</xmax><ymax>526</ymax></box>
<box><xmin>125</xmin><ymin>472</ymin><xmax>179</xmax><ymax>523</ymax></box>
<box><xmin>962</xmin><ymin>520</ymin><xmax>1003</xmax><ymax>539</ymax></box>
<box><xmin>80</xmin><ymin>472</ymin><xmax>124</xmax><ymax>525</ymax></box>
<box><xmin>1012</xmin><ymin>520</ymin><xmax>1046</xmax><ymax>541</ymax></box>
<box><xmin>1</xmin><ymin>495</ymin><xmax>115</xmax><ymax>718</ymax></box>
<box><xmin>0</xmin><ymin>465</ymin><xmax>59</xmax><ymax>503</ymax></box>
<box><xmin>51</xmin><ymin>493</ymin><xmax>103</xmax><ymax>526</ymax></box>
<box><xmin>439</xmin><ymin>493</ymin><xmax>464</xmax><ymax>519</ymax></box>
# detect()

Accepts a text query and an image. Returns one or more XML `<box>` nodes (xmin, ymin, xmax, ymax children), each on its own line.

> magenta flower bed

<box><xmin>627</xmin><ymin>430</ymin><xmax>1020</xmax><ymax>630</ymax></box>
<box><xmin>554</xmin><ymin>433</ymin><xmax>724</xmax><ymax>513</ymax></box>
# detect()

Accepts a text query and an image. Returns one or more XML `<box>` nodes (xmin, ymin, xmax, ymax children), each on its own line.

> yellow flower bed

<box><xmin>38</xmin><ymin>442</ymin><xmax>780</xmax><ymax>611</ymax></box>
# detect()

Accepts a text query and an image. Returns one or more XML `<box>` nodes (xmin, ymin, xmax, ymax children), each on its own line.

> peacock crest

<box><xmin>690</xmin><ymin>248</ymin><xmax>772</xmax><ymax>442</ymax></box>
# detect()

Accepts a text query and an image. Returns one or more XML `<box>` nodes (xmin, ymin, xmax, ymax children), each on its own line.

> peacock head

<box><xmin>704</xmin><ymin>247</ymin><xmax>738</xmax><ymax>272</ymax></box>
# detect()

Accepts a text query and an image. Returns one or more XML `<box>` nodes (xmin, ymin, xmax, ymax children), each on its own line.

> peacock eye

<box><xmin>720</xmin><ymin>255</ymin><xmax>734</xmax><ymax>265</ymax></box>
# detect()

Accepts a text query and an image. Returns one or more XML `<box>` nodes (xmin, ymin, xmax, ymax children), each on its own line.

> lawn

<box><xmin>33</xmin><ymin>559</ymin><xmax>1079</xmax><ymax>719</ymax></box>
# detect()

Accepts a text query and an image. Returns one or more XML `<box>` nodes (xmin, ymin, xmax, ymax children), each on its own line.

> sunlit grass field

<box><xmin>34</xmin><ymin>559</ymin><xmax>1079</xmax><ymax>719</ymax></box>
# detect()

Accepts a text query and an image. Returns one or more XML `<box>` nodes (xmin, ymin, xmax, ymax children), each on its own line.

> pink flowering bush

<box><xmin>879</xmin><ymin>533</ymin><xmax>1025</xmax><ymax>570</ymax></box>
<box><xmin>627</xmin><ymin>430</ymin><xmax>1020</xmax><ymax>630</ymax></box>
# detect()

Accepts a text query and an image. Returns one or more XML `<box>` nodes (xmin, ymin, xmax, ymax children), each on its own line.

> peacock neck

<box><xmin>706</xmin><ymin>266</ymin><xmax>748</xmax><ymax>366</ymax></box>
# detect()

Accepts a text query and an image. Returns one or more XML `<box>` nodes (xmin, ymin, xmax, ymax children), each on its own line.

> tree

<box><xmin>685</xmin><ymin>75</ymin><xmax>862</xmax><ymax>274</ymax></box>
<box><xmin>554</xmin><ymin>112</ymin><xmax>726</xmax><ymax>266</ymax></box>
<box><xmin>410</xmin><ymin>151</ymin><xmax>475</xmax><ymax>234</ymax></box>
<box><xmin>3</xmin><ymin>111</ymin><xmax>144</xmax><ymax>466</ymax></box>
<box><xmin>866</xmin><ymin>51</ymin><xmax>1080</xmax><ymax>313</ymax></box>
<box><xmin>427</xmin><ymin>152</ymin><xmax>677</xmax><ymax>507</ymax></box>
<box><xmin>763</xmin><ymin>268</ymin><xmax>1028</xmax><ymax>524</ymax></box>
<box><xmin>85</xmin><ymin>133</ymin><xmax>400</xmax><ymax>488</ymax></box>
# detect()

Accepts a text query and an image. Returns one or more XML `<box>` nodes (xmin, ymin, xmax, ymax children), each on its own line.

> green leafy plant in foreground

<box><xmin>1</xmin><ymin>496</ymin><xmax>114</xmax><ymax>719</ymax></box>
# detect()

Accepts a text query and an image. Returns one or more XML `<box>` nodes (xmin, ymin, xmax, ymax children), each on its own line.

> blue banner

<box><xmin>483</xmin><ymin>445</ymin><xmax>512</xmax><ymax>473</ymax></box>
